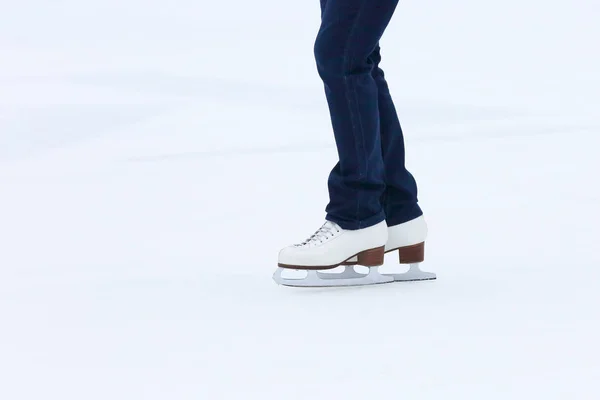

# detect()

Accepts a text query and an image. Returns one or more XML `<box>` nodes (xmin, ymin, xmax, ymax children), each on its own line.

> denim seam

<box><xmin>342</xmin><ymin>1</ymin><xmax>369</xmax><ymax>229</ymax></box>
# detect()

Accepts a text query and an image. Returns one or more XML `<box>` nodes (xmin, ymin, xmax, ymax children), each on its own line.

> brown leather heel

<box><xmin>357</xmin><ymin>246</ymin><xmax>385</xmax><ymax>266</ymax></box>
<box><xmin>398</xmin><ymin>242</ymin><xmax>425</xmax><ymax>264</ymax></box>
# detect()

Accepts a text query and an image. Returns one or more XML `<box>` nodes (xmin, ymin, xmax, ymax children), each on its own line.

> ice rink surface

<box><xmin>1</xmin><ymin>1</ymin><xmax>599</xmax><ymax>398</ymax></box>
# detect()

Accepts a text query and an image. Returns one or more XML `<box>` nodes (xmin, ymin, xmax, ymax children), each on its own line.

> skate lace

<box><xmin>296</xmin><ymin>221</ymin><xmax>341</xmax><ymax>247</ymax></box>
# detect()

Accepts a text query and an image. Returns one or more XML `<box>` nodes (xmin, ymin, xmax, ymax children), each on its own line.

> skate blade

<box><xmin>273</xmin><ymin>267</ymin><xmax>393</xmax><ymax>288</ymax></box>
<box><xmin>318</xmin><ymin>264</ymin><xmax>436</xmax><ymax>282</ymax></box>
<box><xmin>384</xmin><ymin>264</ymin><xmax>437</xmax><ymax>281</ymax></box>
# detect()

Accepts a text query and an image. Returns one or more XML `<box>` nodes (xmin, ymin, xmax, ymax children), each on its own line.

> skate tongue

<box><xmin>323</xmin><ymin>221</ymin><xmax>340</xmax><ymax>230</ymax></box>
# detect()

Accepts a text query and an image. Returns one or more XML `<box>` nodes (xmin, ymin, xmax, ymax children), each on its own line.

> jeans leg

<box><xmin>369</xmin><ymin>45</ymin><xmax>423</xmax><ymax>226</ymax></box>
<box><xmin>319</xmin><ymin>0</ymin><xmax>327</xmax><ymax>17</ymax></box>
<box><xmin>315</xmin><ymin>0</ymin><xmax>400</xmax><ymax>230</ymax></box>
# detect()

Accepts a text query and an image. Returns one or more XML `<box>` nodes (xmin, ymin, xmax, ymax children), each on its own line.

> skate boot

<box><xmin>318</xmin><ymin>215</ymin><xmax>436</xmax><ymax>282</ymax></box>
<box><xmin>273</xmin><ymin>220</ymin><xmax>394</xmax><ymax>287</ymax></box>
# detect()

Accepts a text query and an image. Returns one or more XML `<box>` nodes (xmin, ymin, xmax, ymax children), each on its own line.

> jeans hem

<box><xmin>385</xmin><ymin>204</ymin><xmax>423</xmax><ymax>227</ymax></box>
<box><xmin>326</xmin><ymin>210</ymin><xmax>386</xmax><ymax>231</ymax></box>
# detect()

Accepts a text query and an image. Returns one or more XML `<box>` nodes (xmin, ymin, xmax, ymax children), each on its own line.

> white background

<box><xmin>1</xmin><ymin>0</ymin><xmax>599</xmax><ymax>398</ymax></box>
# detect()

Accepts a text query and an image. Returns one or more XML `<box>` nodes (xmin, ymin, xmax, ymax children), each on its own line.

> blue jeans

<box><xmin>316</xmin><ymin>0</ymin><xmax>422</xmax><ymax>230</ymax></box>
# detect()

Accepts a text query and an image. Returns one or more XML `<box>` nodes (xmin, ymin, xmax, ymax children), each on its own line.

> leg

<box><xmin>370</xmin><ymin>45</ymin><xmax>423</xmax><ymax>226</ymax></box>
<box><xmin>273</xmin><ymin>0</ymin><xmax>393</xmax><ymax>288</ymax></box>
<box><xmin>315</xmin><ymin>0</ymin><xmax>400</xmax><ymax>230</ymax></box>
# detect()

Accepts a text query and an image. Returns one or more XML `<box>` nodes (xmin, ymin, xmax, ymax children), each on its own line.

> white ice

<box><xmin>1</xmin><ymin>1</ymin><xmax>599</xmax><ymax>399</ymax></box>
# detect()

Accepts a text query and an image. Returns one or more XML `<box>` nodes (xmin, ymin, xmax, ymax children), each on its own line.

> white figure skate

<box><xmin>273</xmin><ymin>220</ymin><xmax>394</xmax><ymax>287</ymax></box>
<box><xmin>317</xmin><ymin>216</ymin><xmax>437</xmax><ymax>283</ymax></box>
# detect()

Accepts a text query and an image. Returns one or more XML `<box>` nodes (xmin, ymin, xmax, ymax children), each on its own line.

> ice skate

<box><xmin>317</xmin><ymin>215</ymin><xmax>436</xmax><ymax>282</ymax></box>
<box><xmin>272</xmin><ymin>220</ymin><xmax>394</xmax><ymax>287</ymax></box>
